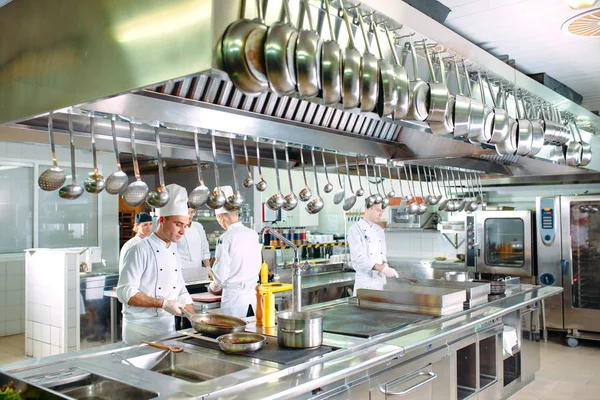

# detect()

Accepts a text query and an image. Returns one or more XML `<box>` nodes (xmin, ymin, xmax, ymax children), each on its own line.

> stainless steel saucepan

<box><xmin>320</xmin><ymin>0</ymin><xmax>342</xmax><ymax>105</ymax></box>
<box><xmin>451</xmin><ymin>56</ymin><xmax>471</xmax><ymax>138</ymax></box>
<box><xmin>428</xmin><ymin>50</ymin><xmax>454</xmax><ymax>135</ymax></box>
<box><xmin>494</xmin><ymin>84</ymin><xmax>518</xmax><ymax>156</ymax></box>
<box><xmin>421</xmin><ymin>39</ymin><xmax>450</xmax><ymax>124</ymax></box>
<box><xmin>339</xmin><ymin>0</ymin><xmax>361</xmax><ymax>109</ymax></box>
<box><xmin>295</xmin><ymin>0</ymin><xmax>322</xmax><ymax>98</ymax></box>
<box><xmin>371</xmin><ymin>17</ymin><xmax>398</xmax><ymax>118</ymax></box>
<box><xmin>524</xmin><ymin>98</ymin><xmax>545</xmax><ymax>156</ymax></box>
<box><xmin>514</xmin><ymin>88</ymin><xmax>533</xmax><ymax>156</ymax></box>
<box><xmin>403</xmin><ymin>37</ymin><xmax>430</xmax><ymax>121</ymax></box>
<box><xmin>482</xmin><ymin>73</ymin><xmax>509</xmax><ymax>145</ymax></box>
<box><xmin>382</xmin><ymin>24</ymin><xmax>410</xmax><ymax>120</ymax></box>
<box><xmin>217</xmin><ymin>0</ymin><xmax>268</xmax><ymax>96</ymax></box>
<box><xmin>264</xmin><ymin>0</ymin><xmax>297</xmax><ymax>96</ymax></box>
<box><xmin>461</xmin><ymin>61</ymin><xmax>486</xmax><ymax>143</ymax></box>
<box><xmin>356</xmin><ymin>10</ymin><xmax>379</xmax><ymax>113</ymax></box>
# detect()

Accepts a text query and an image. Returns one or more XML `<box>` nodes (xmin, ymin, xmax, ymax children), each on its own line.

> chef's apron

<box><xmin>220</xmin><ymin>282</ymin><xmax>256</xmax><ymax>319</ymax></box>
<box><xmin>353</xmin><ymin>230</ymin><xmax>385</xmax><ymax>296</ymax></box>
<box><xmin>122</xmin><ymin>239</ymin><xmax>180</xmax><ymax>344</ymax></box>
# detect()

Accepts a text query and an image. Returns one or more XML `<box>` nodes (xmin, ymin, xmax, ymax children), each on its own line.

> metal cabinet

<box><xmin>369</xmin><ymin>347</ymin><xmax>449</xmax><ymax>399</ymax></box>
<box><xmin>521</xmin><ymin>305</ymin><xmax>541</xmax><ymax>382</ymax></box>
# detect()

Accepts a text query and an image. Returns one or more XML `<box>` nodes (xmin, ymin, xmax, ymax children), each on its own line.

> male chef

<box><xmin>348</xmin><ymin>200</ymin><xmax>399</xmax><ymax>295</ymax></box>
<box><xmin>118</xmin><ymin>212</ymin><xmax>153</xmax><ymax>274</ymax></box>
<box><xmin>117</xmin><ymin>184</ymin><xmax>194</xmax><ymax>344</ymax></box>
<box><xmin>208</xmin><ymin>186</ymin><xmax>262</xmax><ymax>318</ymax></box>
<box><xmin>177</xmin><ymin>207</ymin><xmax>211</xmax><ymax>281</ymax></box>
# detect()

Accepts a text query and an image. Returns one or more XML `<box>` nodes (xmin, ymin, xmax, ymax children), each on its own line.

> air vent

<box><xmin>562</xmin><ymin>9</ymin><xmax>600</xmax><ymax>37</ymax></box>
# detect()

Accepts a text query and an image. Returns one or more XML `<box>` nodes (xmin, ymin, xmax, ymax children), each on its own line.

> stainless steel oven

<box><xmin>537</xmin><ymin>196</ymin><xmax>600</xmax><ymax>338</ymax></box>
<box><xmin>475</xmin><ymin>211</ymin><xmax>534</xmax><ymax>277</ymax></box>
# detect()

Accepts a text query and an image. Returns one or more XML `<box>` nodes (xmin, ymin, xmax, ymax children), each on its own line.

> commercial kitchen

<box><xmin>1</xmin><ymin>0</ymin><xmax>599</xmax><ymax>398</ymax></box>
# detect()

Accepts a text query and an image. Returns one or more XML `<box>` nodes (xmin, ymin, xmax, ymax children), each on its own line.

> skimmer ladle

<box><xmin>306</xmin><ymin>148</ymin><xmax>324</xmax><ymax>214</ymax></box>
<box><xmin>58</xmin><ymin>115</ymin><xmax>84</xmax><ymax>200</ymax></box>
<box><xmin>206</xmin><ymin>132</ymin><xmax>227</xmax><ymax>209</ymax></box>
<box><xmin>283</xmin><ymin>145</ymin><xmax>299</xmax><ymax>211</ymax></box>
<box><xmin>266</xmin><ymin>141</ymin><xmax>285</xmax><ymax>211</ymax></box>
<box><xmin>84</xmin><ymin>113</ymin><xmax>105</xmax><ymax>194</ymax></box>
<box><xmin>225</xmin><ymin>137</ymin><xmax>245</xmax><ymax>211</ymax></box>
<box><xmin>38</xmin><ymin>111</ymin><xmax>66</xmax><ymax>191</ymax></box>
<box><xmin>121</xmin><ymin>122</ymin><xmax>149</xmax><ymax>206</ymax></box>
<box><xmin>146</xmin><ymin>126</ymin><xmax>170</xmax><ymax>208</ymax></box>
<box><xmin>105</xmin><ymin>117</ymin><xmax>129</xmax><ymax>195</ymax></box>
<box><xmin>188</xmin><ymin>129</ymin><xmax>210</xmax><ymax>209</ymax></box>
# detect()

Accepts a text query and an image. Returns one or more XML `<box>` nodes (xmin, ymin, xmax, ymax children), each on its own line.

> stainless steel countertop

<box><xmin>5</xmin><ymin>284</ymin><xmax>562</xmax><ymax>400</ymax></box>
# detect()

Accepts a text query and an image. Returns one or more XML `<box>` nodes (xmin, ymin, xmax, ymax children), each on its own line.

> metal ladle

<box><xmin>395</xmin><ymin>166</ymin><xmax>407</xmax><ymax>202</ymax></box>
<box><xmin>242</xmin><ymin>136</ymin><xmax>254</xmax><ymax>188</ymax></box>
<box><xmin>364</xmin><ymin>159</ymin><xmax>378</xmax><ymax>208</ymax></box>
<box><xmin>283</xmin><ymin>145</ymin><xmax>299</xmax><ymax>211</ymax></box>
<box><xmin>105</xmin><ymin>117</ymin><xmax>128</xmax><ymax>195</ymax></box>
<box><xmin>430</xmin><ymin>168</ymin><xmax>443</xmax><ymax>205</ymax></box>
<box><xmin>321</xmin><ymin>149</ymin><xmax>334</xmax><ymax>193</ymax></box>
<box><xmin>386</xmin><ymin>165</ymin><xmax>396</xmax><ymax>198</ymax></box>
<box><xmin>402</xmin><ymin>164</ymin><xmax>415</xmax><ymax>203</ymax></box>
<box><xmin>266</xmin><ymin>141</ymin><xmax>285</xmax><ymax>210</ymax></box>
<box><xmin>405</xmin><ymin>166</ymin><xmax>420</xmax><ymax>215</ymax></box>
<box><xmin>121</xmin><ymin>122</ymin><xmax>148</xmax><ymax>207</ymax></box>
<box><xmin>343</xmin><ymin>155</ymin><xmax>357</xmax><ymax>211</ymax></box>
<box><xmin>355</xmin><ymin>157</ymin><xmax>365</xmax><ymax>197</ymax></box>
<box><xmin>58</xmin><ymin>115</ymin><xmax>84</xmax><ymax>200</ymax></box>
<box><xmin>376</xmin><ymin>165</ymin><xmax>389</xmax><ymax>208</ymax></box>
<box><xmin>369</xmin><ymin>162</ymin><xmax>383</xmax><ymax>205</ymax></box>
<box><xmin>206</xmin><ymin>132</ymin><xmax>227</xmax><ymax>209</ymax></box>
<box><xmin>455</xmin><ymin>171</ymin><xmax>467</xmax><ymax>212</ymax></box>
<box><xmin>188</xmin><ymin>129</ymin><xmax>210</xmax><ymax>209</ymax></box>
<box><xmin>332</xmin><ymin>154</ymin><xmax>345</xmax><ymax>205</ymax></box>
<box><xmin>445</xmin><ymin>170</ymin><xmax>459</xmax><ymax>212</ymax></box>
<box><xmin>225</xmin><ymin>137</ymin><xmax>245</xmax><ymax>211</ymax></box>
<box><xmin>437</xmin><ymin>169</ymin><xmax>450</xmax><ymax>211</ymax></box>
<box><xmin>38</xmin><ymin>111</ymin><xmax>66</xmax><ymax>191</ymax></box>
<box><xmin>146</xmin><ymin>126</ymin><xmax>170</xmax><ymax>208</ymax></box>
<box><xmin>255</xmin><ymin>140</ymin><xmax>267</xmax><ymax>192</ymax></box>
<box><xmin>298</xmin><ymin>148</ymin><xmax>312</xmax><ymax>202</ymax></box>
<box><xmin>415</xmin><ymin>166</ymin><xmax>428</xmax><ymax>215</ymax></box>
<box><xmin>306</xmin><ymin>148</ymin><xmax>324</xmax><ymax>214</ymax></box>
<box><xmin>83</xmin><ymin>114</ymin><xmax>105</xmax><ymax>194</ymax></box>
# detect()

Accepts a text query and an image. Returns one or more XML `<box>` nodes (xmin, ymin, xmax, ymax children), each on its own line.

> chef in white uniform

<box><xmin>118</xmin><ymin>212</ymin><xmax>153</xmax><ymax>274</ymax></box>
<box><xmin>117</xmin><ymin>184</ymin><xmax>194</xmax><ymax>344</ymax></box>
<box><xmin>208</xmin><ymin>186</ymin><xmax>262</xmax><ymax>318</ymax></box>
<box><xmin>348</xmin><ymin>201</ymin><xmax>399</xmax><ymax>295</ymax></box>
<box><xmin>177</xmin><ymin>207</ymin><xmax>211</xmax><ymax>281</ymax></box>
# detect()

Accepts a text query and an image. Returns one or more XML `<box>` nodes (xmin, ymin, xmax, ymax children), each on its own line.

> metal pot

<box><xmin>217</xmin><ymin>332</ymin><xmax>265</xmax><ymax>354</ymax></box>
<box><xmin>277</xmin><ymin>311</ymin><xmax>323</xmax><ymax>349</ymax></box>
<box><xmin>444</xmin><ymin>271</ymin><xmax>468</xmax><ymax>281</ymax></box>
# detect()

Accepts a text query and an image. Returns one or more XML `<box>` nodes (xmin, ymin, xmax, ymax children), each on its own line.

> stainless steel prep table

<box><xmin>4</xmin><ymin>285</ymin><xmax>562</xmax><ymax>400</ymax></box>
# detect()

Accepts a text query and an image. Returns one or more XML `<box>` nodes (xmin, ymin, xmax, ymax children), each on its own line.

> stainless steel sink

<box><xmin>126</xmin><ymin>350</ymin><xmax>248</xmax><ymax>383</ymax></box>
<box><xmin>44</xmin><ymin>371</ymin><xmax>157</xmax><ymax>399</ymax></box>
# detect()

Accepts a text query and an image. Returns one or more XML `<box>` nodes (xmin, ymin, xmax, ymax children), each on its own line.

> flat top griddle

<box><xmin>182</xmin><ymin>336</ymin><xmax>333</xmax><ymax>365</ymax></box>
<box><xmin>321</xmin><ymin>304</ymin><xmax>433</xmax><ymax>338</ymax></box>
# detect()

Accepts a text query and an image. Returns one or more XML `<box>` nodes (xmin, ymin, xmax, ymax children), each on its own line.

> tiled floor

<box><xmin>508</xmin><ymin>332</ymin><xmax>600</xmax><ymax>400</ymax></box>
<box><xmin>1</xmin><ymin>331</ymin><xmax>600</xmax><ymax>398</ymax></box>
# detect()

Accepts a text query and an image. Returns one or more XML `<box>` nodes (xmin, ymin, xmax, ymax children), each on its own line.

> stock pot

<box><xmin>277</xmin><ymin>311</ymin><xmax>323</xmax><ymax>348</ymax></box>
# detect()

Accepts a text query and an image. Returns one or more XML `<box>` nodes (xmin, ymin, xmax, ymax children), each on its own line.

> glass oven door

<box><xmin>562</xmin><ymin>196</ymin><xmax>600</xmax><ymax>333</ymax></box>
<box><xmin>475</xmin><ymin>211</ymin><xmax>533</xmax><ymax>276</ymax></box>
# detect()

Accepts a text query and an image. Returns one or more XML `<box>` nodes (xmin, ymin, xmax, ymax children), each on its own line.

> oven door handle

<box><xmin>561</xmin><ymin>259</ymin><xmax>572</xmax><ymax>286</ymax></box>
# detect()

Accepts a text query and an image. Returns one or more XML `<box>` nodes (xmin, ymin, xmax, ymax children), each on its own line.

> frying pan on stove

<box><xmin>181</xmin><ymin>308</ymin><xmax>246</xmax><ymax>337</ymax></box>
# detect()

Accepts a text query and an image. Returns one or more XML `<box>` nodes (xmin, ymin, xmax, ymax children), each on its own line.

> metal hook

<box><xmin>344</xmin><ymin>2</ymin><xmax>361</xmax><ymax>10</ymax></box>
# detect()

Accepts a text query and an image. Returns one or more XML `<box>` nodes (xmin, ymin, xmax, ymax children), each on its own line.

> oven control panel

<box><xmin>466</xmin><ymin>215</ymin><xmax>475</xmax><ymax>267</ymax></box>
<box><xmin>539</xmin><ymin>197</ymin><xmax>556</xmax><ymax>246</ymax></box>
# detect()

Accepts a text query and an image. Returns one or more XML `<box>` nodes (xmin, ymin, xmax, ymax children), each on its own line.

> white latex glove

<box><xmin>161</xmin><ymin>299</ymin><xmax>184</xmax><ymax>316</ymax></box>
<box><xmin>379</xmin><ymin>265</ymin><xmax>399</xmax><ymax>278</ymax></box>
<box><xmin>208</xmin><ymin>281</ymin><xmax>222</xmax><ymax>295</ymax></box>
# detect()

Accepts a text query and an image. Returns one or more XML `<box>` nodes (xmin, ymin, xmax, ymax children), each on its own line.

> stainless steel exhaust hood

<box><xmin>1</xmin><ymin>0</ymin><xmax>599</xmax><ymax>182</ymax></box>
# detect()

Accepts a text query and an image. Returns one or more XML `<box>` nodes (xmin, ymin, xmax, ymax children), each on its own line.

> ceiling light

<box><xmin>563</xmin><ymin>0</ymin><xmax>598</xmax><ymax>9</ymax></box>
<box><xmin>562</xmin><ymin>9</ymin><xmax>600</xmax><ymax>37</ymax></box>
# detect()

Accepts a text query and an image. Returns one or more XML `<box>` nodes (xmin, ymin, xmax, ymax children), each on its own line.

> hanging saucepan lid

<box><xmin>217</xmin><ymin>0</ymin><xmax>269</xmax><ymax>96</ymax></box>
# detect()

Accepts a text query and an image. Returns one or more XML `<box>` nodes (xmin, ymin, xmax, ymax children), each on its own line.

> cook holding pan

<box><xmin>208</xmin><ymin>186</ymin><xmax>262</xmax><ymax>318</ymax></box>
<box><xmin>116</xmin><ymin>184</ymin><xmax>195</xmax><ymax>344</ymax></box>
<box><xmin>348</xmin><ymin>201</ymin><xmax>399</xmax><ymax>296</ymax></box>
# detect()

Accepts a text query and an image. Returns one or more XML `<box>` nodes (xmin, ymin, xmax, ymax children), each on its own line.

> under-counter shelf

<box><xmin>262</xmin><ymin>242</ymin><xmax>347</xmax><ymax>250</ymax></box>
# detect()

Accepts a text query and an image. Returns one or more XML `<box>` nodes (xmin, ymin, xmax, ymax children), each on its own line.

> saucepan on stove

<box><xmin>277</xmin><ymin>311</ymin><xmax>323</xmax><ymax>349</ymax></box>
<box><xmin>181</xmin><ymin>308</ymin><xmax>246</xmax><ymax>337</ymax></box>
<box><xmin>182</xmin><ymin>330</ymin><xmax>265</xmax><ymax>354</ymax></box>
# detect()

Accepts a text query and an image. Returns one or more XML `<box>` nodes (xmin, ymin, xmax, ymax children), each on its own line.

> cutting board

<box><xmin>191</xmin><ymin>292</ymin><xmax>222</xmax><ymax>302</ymax></box>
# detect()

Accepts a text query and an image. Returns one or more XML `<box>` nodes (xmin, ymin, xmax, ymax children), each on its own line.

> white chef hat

<box><xmin>214</xmin><ymin>186</ymin><xmax>234</xmax><ymax>215</ymax></box>
<box><xmin>156</xmin><ymin>184</ymin><xmax>189</xmax><ymax>217</ymax></box>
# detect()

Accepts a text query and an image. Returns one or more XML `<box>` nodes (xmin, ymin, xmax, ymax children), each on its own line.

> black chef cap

<box><xmin>135</xmin><ymin>212</ymin><xmax>152</xmax><ymax>224</ymax></box>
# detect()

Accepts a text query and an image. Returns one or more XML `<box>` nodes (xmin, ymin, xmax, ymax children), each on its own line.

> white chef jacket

<box><xmin>212</xmin><ymin>222</ymin><xmax>262</xmax><ymax>318</ymax></box>
<box><xmin>119</xmin><ymin>235</ymin><xmax>144</xmax><ymax>274</ymax></box>
<box><xmin>348</xmin><ymin>218</ymin><xmax>387</xmax><ymax>295</ymax></box>
<box><xmin>177</xmin><ymin>221</ymin><xmax>211</xmax><ymax>280</ymax></box>
<box><xmin>117</xmin><ymin>233</ymin><xmax>193</xmax><ymax>343</ymax></box>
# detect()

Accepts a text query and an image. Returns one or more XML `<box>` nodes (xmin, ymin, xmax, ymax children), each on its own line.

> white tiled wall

<box><xmin>25</xmin><ymin>249</ymin><xmax>80</xmax><ymax>358</ymax></box>
<box><xmin>0</xmin><ymin>138</ymin><xmax>120</xmax><ymax>337</ymax></box>
<box><xmin>0</xmin><ymin>256</ymin><xmax>26</xmax><ymax>338</ymax></box>
<box><xmin>386</xmin><ymin>230</ymin><xmax>466</xmax><ymax>261</ymax></box>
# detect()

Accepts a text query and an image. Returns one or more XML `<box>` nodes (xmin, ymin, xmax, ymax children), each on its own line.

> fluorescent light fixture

<box><xmin>563</xmin><ymin>0</ymin><xmax>598</xmax><ymax>9</ymax></box>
